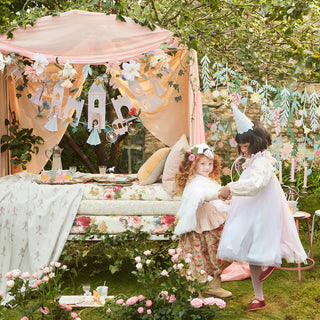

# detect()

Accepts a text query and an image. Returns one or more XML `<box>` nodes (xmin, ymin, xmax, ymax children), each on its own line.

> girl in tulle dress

<box><xmin>86</xmin><ymin>119</ymin><xmax>101</xmax><ymax>146</ymax></box>
<box><xmin>218</xmin><ymin>106</ymin><xmax>307</xmax><ymax>311</ymax></box>
<box><xmin>174</xmin><ymin>143</ymin><xmax>231</xmax><ymax>298</ymax></box>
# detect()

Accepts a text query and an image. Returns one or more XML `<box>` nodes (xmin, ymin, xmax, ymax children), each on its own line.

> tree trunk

<box><xmin>64</xmin><ymin>130</ymin><xmax>97</xmax><ymax>173</ymax></box>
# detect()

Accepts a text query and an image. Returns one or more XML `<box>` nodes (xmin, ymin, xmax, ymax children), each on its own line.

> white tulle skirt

<box><xmin>217</xmin><ymin>175</ymin><xmax>307</xmax><ymax>266</ymax></box>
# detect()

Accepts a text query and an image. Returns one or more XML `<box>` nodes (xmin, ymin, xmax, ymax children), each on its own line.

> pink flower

<box><xmin>42</xmin><ymin>276</ymin><xmax>49</xmax><ymax>282</ymax></box>
<box><xmin>229</xmin><ymin>138</ymin><xmax>238</xmax><ymax>148</ymax></box>
<box><xmin>5</xmin><ymin>272</ymin><xmax>13</xmax><ymax>279</ymax></box>
<box><xmin>206</xmin><ymin>123</ymin><xmax>212</xmax><ymax>128</ymax></box>
<box><xmin>161</xmin><ymin>270</ymin><xmax>168</xmax><ymax>276</ymax></box>
<box><xmin>146</xmin><ymin>300</ymin><xmax>152</xmax><ymax>307</ymax></box>
<box><xmin>190</xmin><ymin>298</ymin><xmax>203</xmax><ymax>308</ymax></box>
<box><xmin>186</xmin><ymin>149</ymin><xmax>191</xmax><ymax>154</ymax></box>
<box><xmin>222</xmin><ymin>167</ymin><xmax>231</xmax><ymax>176</ymax></box>
<box><xmin>159</xmin><ymin>291</ymin><xmax>168</xmax><ymax>299</ymax></box>
<box><xmin>176</xmin><ymin>248</ymin><xmax>182</xmax><ymax>255</ymax></box>
<box><xmin>138</xmin><ymin>307</ymin><xmax>144</xmax><ymax>314</ymax></box>
<box><xmin>0</xmin><ymin>291</ymin><xmax>4</xmax><ymax>297</ymax></box>
<box><xmin>203</xmin><ymin>297</ymin><xmax>215</xmax><ymax>305</ymax></box>
<box><xmin>295</xmin><ymin>119</ymin><xmax>302</xmax><ymax>127</ymax></box>
<box><xmin>7</xmin><ymin>280</ymin><xmax>14</xmax><ymax>287</ymax></box>
<box><xmin>212</xmin><ymin>298</ymin><xmax>226</xmax><ymax>308</ymax></box>
<box><xmin>102</xmin><ymin>189</ymin><xmax>115</xmax><ymax>200</ymax></box>
<box><xmin>135</xmin><ymin>256</ymin><xmax>141</xmax><ymax>263</ymax></box>
<box><xmin>143</xmin><ymin>250</ymin><xmax>151</xmax><ymax>256</ymax></box>
<box><xmin>315</xmin><ymin>150</ymin><xmax>320</xmax><ymax>157</ymax></box>
<box><xmin>186</xmin><ymin>253</ymin><xmax>193</xmax><ymax>259</ymax></box>
<box><xmin>42</xmin><ymin>267</ymin><xmax>50</xmax><ymax>274</ymax></box>
<box><xmin>106</xmin><ymin>308</ymin><xmax>111</xmax><ymax>313</ymax></box>
<box><xmin>12</xmin><ymin>269</ymin><xmax>21</xmax><ymax>278</ymax></box>
<box><xmin>76</xmin><ymin>216</ymin><xmax>91</xmax><ymax>229</ymax></box>
<box><xmin>168</xmin><ymin>295</ymin><xmax>176</xmax><ymax>303</ymax></box>
<box><xmin>36</xmin><ymin>279</ymin><xmax>42</xmax><ymax>285</ymax></box>
<box><xmin>126</xmin><ymin>296</ymin><xmax>139</xmax><ymax>305</ymax></box>
<box><xmin>129</xmin><ymin>107</ymin><xmax>137</xmax><ymax>116</ymax></box>
<box><xmin>116</xmin><ymin>298</ymin><xmax>124</xmax><ymax>305</ymax></box>
<box><xmin>207</xmin><ymin>275</ymin><xmax>213</xmax><ymax>282</ymax></box>
<box><xmin>204</xmin><ymin>131</ymin><xmax>209</xmax><ymax>137</ymax></box>
<box><xmin>127</xmin><ymin>216</ymin><xmax>141</xmax><ymax>228</ymax></box>
<box><xmin>55</xmin><ymin>262</ymin><xmax>61</xmax><ymax>267</ymax></box>
<box><xmin>136</xmin><ymin>263</ymin><xmax>143</xmax><ymax>270</ymax></box>
<box><xmin>20</xmin><ymin>317</ymin><xmax>29</xmax><ymax>320</ymax></box>
<box><xmin>39</xmin><ymin>264</ymin><xmax>45</xmax><ymax>270</ymax></box>
<box><xmin>49</xmin><ymin>272</ymin><xmax>55</xmax><ymax>278</ymax></box>
<box><xmin>146</xmin><ymin>259</ymin><xmax>151</xmax><ymax>265</ymax></box>
<box><xmin>32</xmin><ymin>272</ymin><xmax>38</xmax><ymax>278</ymax></box>
<box><xmin>185</xmin><ymin>257</ymin><xmax>192</xmax><ymax>263</ymax></box>
<box><xmin>22</xmin><ymin>272</ymin><xmax>31</xmax><ymax>279</ymax></box>
<box><xmin>160</xmin><ymin>215</ymin><xmax>176</xmax><ymax>226</ymax></box>
<box><xmin>188</xmin><ymin>154</ymin><xmax>196</xmax><ymax>162</ymax></box>
<box><xmin>177</xmin><ymin>263</ymin><xmax>184</xmax><ymax>270</ymax></box>
<box><xmin>62</xmin><ymin>265</ymin><xmax>67</xmax><ymax>270</ymax></box>
<box><xmin>138</xmin><ymin>295</ymin><xmax>146</xmax><ymax>301</ymax></box>
<box><xmin>32</xmin><ymin>283</ymin><xmax>38</xmax><ymax>289</ymax></box>
<box><xmin>38</xmin><ymin>307</ymin><xmax>49</xmax><ymax>314</ymax></box>
<box><xmin>171</xmin><ymin>254</ymin><xmax>179</xmax><ymax>262</ymax></box>
<box><xmin>147</xmin><ymin>309</ymin><xmax>152</xmax><ymax>314</ymax></box>
<box><xmin>168</xmin><ymin>249</ymin><xmax>175</xmax><ymax>256</ymax></box>
<box><xmin>71</xmin><ymin>312</ymin><xmax>78</xmax><ymax>318</ymax></box>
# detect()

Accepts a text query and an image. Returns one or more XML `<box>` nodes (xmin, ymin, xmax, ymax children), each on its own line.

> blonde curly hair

<box><xmin>175</xmin><ymin>154</ymin><xmax>221</xmax><ymax>196</ymax></box>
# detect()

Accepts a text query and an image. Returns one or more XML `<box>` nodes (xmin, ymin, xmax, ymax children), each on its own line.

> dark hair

<box><xmin>235</xmin><ymin>121</ymin><xmax>272</xmax><ymax>155</ymax></box>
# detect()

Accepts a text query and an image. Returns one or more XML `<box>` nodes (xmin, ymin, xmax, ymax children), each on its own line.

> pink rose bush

<box><xmin>2</xmin><ymin>262</ymin><xmax>80</xmax><ymax>320</ymax></box>
<box><xmin>104</xmin><ymin>248</ymin><xmax>226</xmax><ymax>319</ymax></box>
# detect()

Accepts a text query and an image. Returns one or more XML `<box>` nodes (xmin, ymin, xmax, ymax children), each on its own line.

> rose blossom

<box><xmin>0</xmin><ymin>291</ymin><xmax>3</xmax><ymax>297</ymax></box>
<box><xmin>146</xmin><ymin>259</ymin><xmax>151</xmax><ymax>265</ymax></box>
<box><xmin>49</xmin><ymin>272</ymin><xmax>55</xmax><ymax>278</ymax></box>
<box><xmin>7</xmin><ymin>280</ymin><xmax>14</xmax><ymax>287</ymax></box>
<box><xmin>171</xmin><ymin>254</ymin><xmax>179</xmax><ymax>262</ymax></box>
<box><xmin>21</xmin><ymin>317</ymin><xmax>29</xmax><ymax>320</ymax></box>
<box><xmin>147</xmin><ymin>309</ymin><xmax>152</xmax><ymax>314</ymax></box>
<box><xmin>168</xmin><ymin>249</ymin><xmax>175</xmax><ymax>256</ymax></box>
<box><xmin>203</xmin><ymin>297</ymin><xmax>215</xmax><ymax>305</ymax></box>
<box><xmin>42</xmin><ymin>276</ymin><xmax>49</xmax><ymax>282</ymax></box>
<box><xmin>161</xmin><ymin>270</ymin><xmax>168</xmax><ymax>276</ymax></box>
<box><xmin>42</xmin><ymin>267</ymin><xmax>50</xmax><ymax>274</ymax></box>
<box><xmin>135</xmin><ymin>256</ymin><xmax>141</xmax><ymax>263</ymax></box>
<box><xmin>116</xmin><ymin>299</ymin><xmax>124</xmax><ymax>305</ymax></box>
<box><xmin>22</xmin><ymin>272</ymin><xmax>31</xmax><ymax>279</ymax></box>
<box><xmin>176</xmin><ymin>247</ymin><xmax>182</xmax><ymax>255</ymax></box>
<box><xmin>55</xmin><ymin>262</ymin><xmax>61</xmax><ymax>268</ymax></box>
<box><xmin>71</xmin><ymin>312</ymin><xmax>78</xmax><ymax>318</ymax></box>
<box><xmin>186</xmin><ymin>253</ymin><xmax>193</xmax><ymax>259</ymax></box>
<box><xmin>190</xmin><ymin>298</ymin><xmax>203</xmax><ymax>308</ymax></box>
<box><xmin>213</xmin><ymin>298</ymin><xmax>226</xmax><ymax>308</ymax></box>
<box><xmin>5</xmin><ymin>272</ymin><xmax>13</xmax><ymax>279</ymax></box>
<box><xmin>136</xmin><ymin>263</ymin><xmax>143</xmax><ymax>270</ymax></box>
<box><xmin>126</xmin><ymin>296</ymin><xmax>139</xmax><ymax>305</ymax></box>
<box><xmin>207</xmin><ymin>275</ymin><xmax>213</xmax><ymax>282</ymax></box>
<box><xmin>32</xmin><ymin>283</ymin><xmax>38</xmax><ymax>289</ymax></box>
<box><xmin>185</xmin><ymin>257</ymin><xmax>192</xmax><ymax>263</ymax></box>
<box><xmin>62</xmin><ymin>265</ymin><xmax>67</xmax><ymax>270</ymax></box>
<box><xmin>12</xmin><ymin>269</ymin><xmax>21</xmax><ymax>278</ymax></box>
<box><xmin>38</xmin><ymin>307</ymin><xmax>49</xmax><ymax>314</ymax></box>
<box><xmin>106</xmin><ymin>308</ymin><xmax>111</xmax><ymax>313</ymax></box>
<box><xmin>188</xmin><ymin>154</ymin><xmax>196</xmax><ymax>162</ymax></box>
<box><xmin>32</xmin><ymin>272</ymin><xmax>39</xmax><ymax>278</ymax></box>
<box><xmin>160</xmin><ymin>291</ymin><xmax>168</xmax><ymax>299</ymax></box>
<box><xmin>146</xmin><ymin>300</ymin><xmax>152</xmax><ymax>307</ymax></box>
<box><xmin>143</xmin><ymin>250</ymin><xmax>151</xmax><ymax>256</ymax></box>
<box><xmin>138</xmin><ymin>307</ymin><xmax>144</xmax><ymax>314</ymax></box>
<box><xmin>177</xmin><ymin>263</ymin><xmax>184</xmax><ymax>270</ymax></box>
<box><xmin>168</xmin><ymin>295</ymin><xmax>176</xmax><ymax>303</ymax></box>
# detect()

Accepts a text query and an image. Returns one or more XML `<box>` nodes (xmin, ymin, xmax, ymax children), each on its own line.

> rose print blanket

<box><xmin>0</xmin><ymin>173</ymin><xmax>83</xmax><ymax>295</ymax></box>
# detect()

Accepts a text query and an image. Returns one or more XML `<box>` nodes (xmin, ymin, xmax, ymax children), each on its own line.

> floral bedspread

<box><xmin>71</xmin><ymin>180</ymin><xmax>181</xmax><ymax>236</ymax></box>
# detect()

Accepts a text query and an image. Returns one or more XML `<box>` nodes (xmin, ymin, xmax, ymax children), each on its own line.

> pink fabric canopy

<box><xmin>0</xmin><ymin>10</ymin><xmax>175</xmax><ymax>64</ymax></box>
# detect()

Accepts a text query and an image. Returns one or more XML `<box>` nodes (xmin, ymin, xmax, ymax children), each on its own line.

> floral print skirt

<box><xmin>179</xmin><ymin>225</ymin><xmax>230</xmax><ymax>281</ymax></box>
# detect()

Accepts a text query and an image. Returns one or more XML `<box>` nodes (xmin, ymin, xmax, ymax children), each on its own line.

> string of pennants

<box><xmin>200</xmin><ymin>54</ymin><xmax>320</xmax><ymax>175</ymax></box>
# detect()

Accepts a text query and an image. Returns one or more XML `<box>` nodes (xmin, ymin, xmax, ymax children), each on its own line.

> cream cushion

<box><xmin>162</xmin><ymin>134</ymin><xmax>189</xmax><ymax>195</ymax></box>
<box><xmin>137</xmin><ymin>147</ymin><xmax>171</xmax><ymax>185</ymax></box>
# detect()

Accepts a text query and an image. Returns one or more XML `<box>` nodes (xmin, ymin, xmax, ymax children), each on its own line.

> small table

<box><xmin>276</xmin><ymin>211</ymin><xmax>315</xmax><ymax>281</ymax></box>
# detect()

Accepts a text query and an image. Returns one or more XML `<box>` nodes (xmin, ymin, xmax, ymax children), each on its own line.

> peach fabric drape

<box><xmin>8</xmin><ymin>64</ymin><xmax>85</xmax><ymax>174</ymax></box>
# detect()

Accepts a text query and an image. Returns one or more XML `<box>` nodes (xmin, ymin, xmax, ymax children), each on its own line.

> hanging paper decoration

<box><xmin>128</xmin><ymin>80</ymin><xmax>163</xmax><ymax>112</ymax></box>
<box><xmin>50</xmin><ymin>82</ymin><xmax>64</xmax><ymax>114</ymax></box>
<box><xmin>309</xmin><ymin>91</ymin><xmax>319</xmax><ymax>132</ymax></box>
<box><xmin>150</xmin><ymin>76</ymin><xmax>167</xmax><ymax>97</ymax></box>
<box><xmin>279</xmin><ymin>87</ymin><xmax>290</xmax><ymax>127</ymax></box>
<box><xmin>111</xmin><ymin>93</ymin><xmax>136</xmax><ymax>135</ymax></box>
<box><xmin>30</xmin><ymin>78</ymin><xmax>48</xmax><ymax>106</ymax></box>
<box><xmin>86</xmin><ymin>119</ymin><xmax>101</xmax><ymax>146</ymax></box>
<box><xmin>63</xmin><ymin>96</ymin><xmax>85</xmax><ymax>127</ymax></box>
<box><xmin>44</xmin><ymin>106</ymin><xmax>62</xmax><ymax>132</ymax></box>
<box><xmin>87</xmin><ymin>82</ymin><xmax>106</xmax><ymax>131</ymax></box>
<box><xmin>200</xmin><ymin>54</ymin><xmax>212</xmax><ymax>94</ymax></box>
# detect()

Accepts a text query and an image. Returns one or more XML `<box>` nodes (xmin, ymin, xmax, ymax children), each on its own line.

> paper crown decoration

<box><xmin>185</xmin><ymin>143</ymin><xmax>214</xmax><ymax>161</ymax></box>
<box><xmin>231</xmin><ymin>104</ymin><xmax>254</xmax><ymax>134</ymax></box>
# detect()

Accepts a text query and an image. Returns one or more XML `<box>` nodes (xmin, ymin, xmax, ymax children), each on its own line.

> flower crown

<box><xmin>185</xmin><ymin>144</ymin><xmax>214</xmax><ymax>162</ymax></box>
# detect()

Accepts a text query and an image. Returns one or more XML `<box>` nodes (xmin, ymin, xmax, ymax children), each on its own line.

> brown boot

<box><xmin>205</xmin><ymin>275</ymin><xmax>232</xmax><ymax>298</ymax></box>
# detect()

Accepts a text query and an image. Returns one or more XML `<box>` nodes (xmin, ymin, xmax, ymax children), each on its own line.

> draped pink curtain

<box><xmin>0</xmin><ymin>10</ymin><xmax>205</xmax><ymax>174</ymax></box>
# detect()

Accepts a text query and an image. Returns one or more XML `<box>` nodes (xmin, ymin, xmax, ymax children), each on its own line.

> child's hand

<box><xmin>218</xmin><ymin>185</ymin><xmax>231</xmax><ymax>201</ymax></box>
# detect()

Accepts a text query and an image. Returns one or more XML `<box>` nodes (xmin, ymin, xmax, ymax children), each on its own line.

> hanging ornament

<box><xmin>106</xmin><ymin>130</ymin><xmax>118</xmax><ymax>143</ymax></box>
<box><xmin>127</xmin><ymin>122</ymin><xmax>138</xmax><ymax>136</ymax></box>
